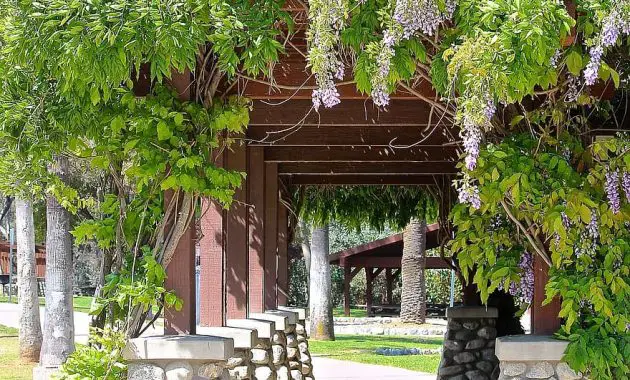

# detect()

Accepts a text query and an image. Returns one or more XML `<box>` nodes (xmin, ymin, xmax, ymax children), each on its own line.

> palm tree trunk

<box><xmin>15</xmin><ymin>198</ymin><xmax>43</xmax><ymax>361</ymax></box>
<box><xmin>400</xmin><ymin>218</ymin><xmax>427</xmax><ymax>324</ymax></box>
<box><xmin>308</xmin><ymin>224</ymin><xmax>335</xmax><ymax>340</ymax></box>
<box><xmin>39</xmin><ymin>155</ymin><xmax>75</xmax><ymax>367</ymax></box>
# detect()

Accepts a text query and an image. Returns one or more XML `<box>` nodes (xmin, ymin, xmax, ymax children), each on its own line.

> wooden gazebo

<box><xmin>163</xmin><ymin>0</ymin><xmax>562</xmax><ymax>336</ymax></box>
<box><xmin>329</xmin><ymin>223</ymin><xmax>452</xmax><ymax>316</ymax></box>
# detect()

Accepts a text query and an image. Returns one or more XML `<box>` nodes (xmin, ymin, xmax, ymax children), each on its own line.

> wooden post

<box><xmin>385</xmin><ymin>268</ymin><xmax>394</xmax><ymax>305</ymax></box>
<box><xmin>277</xmin><ymin>203</ymin><xmax>288</xmax><ymax>306</ymax></box>
<box><xmin>531</xmin><ymin>255</ymin><xmax>562</xmax><ymax>335</ymax></box>
<box><xmin>198</xmin><ymin>150</ymin><xmax>226</xmax><ymax>326</ymax></box>
<box><xmin>165</xmin><ymin>69</ymin><xmax>196</xmax><ymax>335</ymax></box>
<box><xmin>225</xmin><ymin>142</ymin><xmax>248</xmax><ymax>319</ymax></box>
<box><xmin>248</xmin><ymin>147</ymin><xmax>265</xmax><ymax>313</ymax></box>
<box><xmin>366</xmin><ymin>268</ymin><xmax>374</xmax><ymax>317</ymax></box>
<box><xmin>343</xmin><ymin>266</ymin><xmax>351</xmax><ymax>317</ymax></box>
<box><xmin>264</xmin><ymin>163</ymin><xmax>278</xmax><ymax>310</ymax></box>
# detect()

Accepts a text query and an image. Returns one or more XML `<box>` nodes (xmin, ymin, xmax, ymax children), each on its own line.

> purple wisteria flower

<box><xmin>457</xmin><ymin>176</ymin><xmax>481</xmax><ymax>209</ymax></box>
<box><xmin>460</xmin><ymin>117</ymin><xmax>482</xmax><ymax>171</ymax></box>
<box><xmin>508</xmin><ymin>251</ymin><xmax>534</xmax><ymax>304</ymax></box>
<box><xmin>622</xmin><ymin>171</ymin><xmax>630</xmax><ymax>203</ymax></box>
<box><xmin>605</xmin><ymin>167</ymin><xmax>621</xmax><ymax>214</ymax></box>
<box><xmin>584</xmin><ymin>7</ymin><xmax>630</xmax><ymax>86</ymax></box>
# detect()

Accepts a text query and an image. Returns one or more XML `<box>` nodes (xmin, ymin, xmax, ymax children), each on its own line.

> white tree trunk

<box><xmin>39</xmin><ymin>156</ymin><xmax>75</xmax><ymax>367</ymax></box>
<box><xmin>400</xmin><ymin>218</ymin><xmax>427</xmax><ymax>324</ymax></box>
<box><xmin>16</xmin><ymin>198</ymin><xmax>43</xmax><ymax>361</ymax></box>
<box><xmin>308</xmin><ymin>224</ymin><xmax>335</xmax><ymax>340</ymax></box>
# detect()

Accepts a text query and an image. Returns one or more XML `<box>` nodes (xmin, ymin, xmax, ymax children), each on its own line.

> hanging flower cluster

<box><xmin>576</xmin><ymin>210</ymin><xmax>600</xmax><ymax>257</ymax></box>
<box><xmin>604</xmin><ymin>167</ymin><xmax>621</xmax><ymax>214</ymax></box>
<box><xmin>457</xmin><ymin>173</ymin><xmax>481</xmax><ymax>209</ymax></box>
<box><xmin>584</xmin><ymin>4</ymin><xmax>630</xmax><ymax>85</ymax></box>
<box><xmin>370</xmin><ymin>0</ymin><xmax>457</xmax><ymax>107</ymax></box>
<box><xmin>509</xmin><ymin>251</ymin><xmax>534</xmax><ymax>304</ymax></box>
<box><xmin>623</xmin><ymin>171</ymin><xmax>630</xmax><ymax>202</ymax></box>
<box><xmin>307</xmin><ymin>0</ymin><xmax>349</xmax><ymax>110</ymax></box>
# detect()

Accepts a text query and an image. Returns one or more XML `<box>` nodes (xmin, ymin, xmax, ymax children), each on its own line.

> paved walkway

<box><xmin>0</xmin><ymin>302</ymin><xmax>438</xmax><ymax>379</ymax></box>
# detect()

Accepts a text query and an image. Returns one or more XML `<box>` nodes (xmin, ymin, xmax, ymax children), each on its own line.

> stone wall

<box><xmin>124</xmin><ymin>335</ymin><xmax>234</xmax><ymax>380</ymax></box>
<box><xmin>293</xmin><ymin>316</ymin><xmax>314</xmax><ymax>379</ymax></box>
<box><xmin>495</xmin><ymin>336</ymin><xmax>585</xmax><ymax>380</ymax></box>
<box><xmin>437</xmin><ymin>307</ymin><xmax>499</xmax><ymax>380</ymax></box>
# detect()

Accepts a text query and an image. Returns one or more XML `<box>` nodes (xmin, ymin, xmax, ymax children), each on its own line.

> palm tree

<box><xmin>308</xmin><ymin>224</ymin><xmax>335</xmax><ymax>340</ymax></box>
<box><xmin>400</xmin><ymin>218</ymin><xmax>427</xmax><ymax>323</ymax></box>
<box><xmin>15</xmin><ymin>197</ymin><xmax>43</xmax><ymax>361</ymax></box>
<box><xmin>38</xmin><ymin>156</ymin><xmax>75</xmax><ymax>369</ymax></box>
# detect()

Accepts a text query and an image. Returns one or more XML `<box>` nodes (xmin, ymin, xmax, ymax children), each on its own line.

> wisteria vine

<box><xmin>583</xmin><ymin>2</ymin><xmax>630</xmax><ymax>85</ymax></box>
<box><xmin>307</xmin><ymin>0</ymin><xmax>349</xmax><ymax>110</ymax></box>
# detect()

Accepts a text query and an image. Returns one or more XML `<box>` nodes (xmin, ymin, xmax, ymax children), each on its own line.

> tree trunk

<box><xmin>89</xmin><ymin>247</ymin><xmax>112</xmax><ymax>331</ymax></box>
<box><xmin>400</xmin><ymin>218</ymin><xmax>427</xmax><ymax>324</ymax></box>
<box><xmin>15</xmin><ymin>198</ymin><xmax>43</xmax><ymax>361</ymax></box>
<box><xmin>40</xmin><ymin>156</ymin><xmax>75</xmax><ymax>367</ymax></box>
<box><xmin>299</xmin><ymin>220</ymin><xmax>312</xmax><ymax>290</ymax></box>
<box><xmin>308</xmin><ymin>224</ymin><xmax>335</xmax><ymax>340</ymax></box>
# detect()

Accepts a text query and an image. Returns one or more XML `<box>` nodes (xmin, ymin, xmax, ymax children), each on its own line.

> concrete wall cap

<box><xmin>277</xmin><ymin>306</ymin><xmax>308</xmax><ymax>320</ymax></box>
<box><xmin>495</xmin><ymin>335</ymin><xmax>569</xmax><ymax>362</ymax></box>
<box><xmin>123</xmin><ymin>335</ymin><xmax>234</xmax><ymax>361</ymax></box>
<box><xmin>196</xmin><ymin>326</ymin><xmax>258</xmax><ymax>349</ymax></box>
<box><xmin>226</xmin><ymin>318</ymin><xmax>274</xmax><ymax>339</ymax></box>
<box><xmin>446</xmin><ymin>306</ymin><xmax>498</xmax><ymax>319</ymax></box>
<box><xmin>249</xmin><ymin>313</ymin><xmax>289</xmax><ymax>331</ymax></box>
<box><xmin>266</xmin><ymin>309</ymin><xmax>298</xmax><ymax>325</ymax></box>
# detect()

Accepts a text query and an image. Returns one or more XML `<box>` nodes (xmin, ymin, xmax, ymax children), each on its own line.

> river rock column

<box><xmin>250</xmin><ymin>312</ymin><xmax>295</xmax><ymax>380</ymax></box>
<box><xmin>437</xmin><ymin>307</ymin><xmax>499</xmax><ymax>380</ymax></box>
<box><xmin>198</xmin><ymin>326</ymin><xmax>261</xmax><ymax>380</ymax></box>
<box><xmin>123</xmin><ymin>335</ymin><xmax>234</xmax><ymax>380</ymax></box>
<box><xmin>279</xmin><ymin>306</ymin><xmax>314</xmax><ymax>380</ymax></box>
<box><xmin>227</xmin><ymin>319</ymin><xmax>277</xmax><ymax>380</ymax></box>
<box><xmin>495</xmin><ymin>335</ymin><xmax>586</xmax><ymax>380</ymax></box>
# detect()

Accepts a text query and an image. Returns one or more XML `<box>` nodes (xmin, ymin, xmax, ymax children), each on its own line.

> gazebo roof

<box><xmin>329</xmin><ymin>223</ymin><xmax>451</xmax><ymax>269</ymax></box>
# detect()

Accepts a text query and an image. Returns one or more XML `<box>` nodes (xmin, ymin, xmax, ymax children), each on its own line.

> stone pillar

<box><xmin>123</xmin><ymin>335</ymin><xmax>234</xmax><ymax>380</ymax></box>
<box><xmin>278</xmin><ymin>306</ymin><xmax>314</xmax><ymax>380</ymax></box>
<box><xmin>249</xmin><ymin>312</ymin><xmax>292</xmax><ymax>380</ymax></box>
<box><xmin>495</xmin><ymin>336</ymin><xmax>585</xmax><ymax>380</ymax></box>
<box><xmin>227</xmin><ymin>319</ymin><xmax>277</xmax><ymax>380</ymax></box>
<box><xmin>438</xmin><ymin>307</ymin><xmax>499</xmax><ymax>380</ymax></box>
<box><xmin>198</xmin><ymin>326</ymin><xmax>259</xmax><ymax>379</ymax></box>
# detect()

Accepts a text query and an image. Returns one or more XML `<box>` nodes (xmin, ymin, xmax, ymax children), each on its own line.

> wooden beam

<box><xmin>385</xmin><ymin>269</ymin><xmax>394</xmax><ymax>305</ymax></box>
<box><xmin>278</xmin><ymin>162</ymin><xmax>458</xmax><ymax>175</ymax></box>
<box><xmin>344</xmin><ymin>266</ymin><xmax>352</xmax><ymax>317</ymax></box>
<box><xmin>246</xmin><ymin>126</ymin><xmax>457</xmax><ymax>147</ymax></box>
<box><xmin>264</xmin><ymin>146</ymin><xmax>459</xmax><ymax>163</ymax></box>
<box><xmin>248</xmin><ymin>147</ymin><xmax>266</xmax><ymax>314</ymax></box>
<box><xmin>226</xmin><ymin>142</ymin><xmax>248</xmax><ymax>320</ymax></box>
<box><xmin>372</xmin><ymin>268</ymin><xmax>385</xmax><ymax>278</ymax></box>
<box><xmin>346</xmin><ymin>256</ymin><xmax>451</xmax><ymax>269</ymax></box>
<box><xmin>283</xmin><ymin>174</ymin><xmax>439</xmax><ymax>186</ymax></box>
<box><xmin>277</xmin><ymin>203</ymin><xmax>289</xmax><ymax>306</ymax></box>
<box><xmin>366</xmin><ymin>267</ymin><xmax>374</xmax><ymax>317</ymax></box>
<box><xmin>350</xmin><ymin>267</ymin><xmax>362</xmax><ymax>280</ymax></box>
<box><xmin>532</xmin><ymin>255</ymin><xmax>562</xmax><ymax>335</ymax></box>
<box><xmin>249</xmin><ymin>99</ymin><xmax>446</xmax><ymax>127</ymax></box>
<box><xmin>264</xmin><ymin>163</ymin><xmax>279</xmax><ymax>310</ymax></box>
<box><xmin>165</xmin><ymin>69</ymin><xmax>196</xmax><ymax>335</ymax></box>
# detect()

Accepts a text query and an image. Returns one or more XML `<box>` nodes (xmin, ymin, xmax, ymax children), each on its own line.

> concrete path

<box><xmin>0</xmin><ymin>302</ymin><xmax>162</xmax><ymax>345</ymax></box>
<box><xmin>312</xmin><ymin>356</ymin><xmax>436</xmax><ymax>380</ymax></box>
<box><xmin>0</xmin><ymin>302</ymin><xmax>438</xmax><ymax>379</ymax></box>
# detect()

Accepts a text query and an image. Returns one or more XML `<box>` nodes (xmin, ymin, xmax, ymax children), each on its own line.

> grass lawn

<box><xmin>0</xmin><ymin>325</ymin><xmax>36</xmax><ymax>380</ymax></box>
<box><xmin>309</xmin><ymin>334</ymin><xmax>443</xmax><ymax>373</ymax></box>
<box><xmin>333</xmin><ymin>307</ymin><xmax>368</xmax><ymax>318</ymax></box>
<box><xmin>0</xmin><ymin>295</ymin><xmax>94</xmax><ymax>313</ymax></box>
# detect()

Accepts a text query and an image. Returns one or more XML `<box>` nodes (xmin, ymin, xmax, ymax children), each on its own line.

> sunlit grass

<box><xmin>0</xmin><ymin>295</ymin><xmax>94</xmax><ymax>313</ymax></box>
<box><xmin>309</xmin><ymin>334</ymin><xmax>443</xmax><ymax>373</ymax></box>
<box><xmin>333</xmin><ymin>307</ymin><xmax>368</xmax><ymax>317</ymax></box>
<box><xmin>0</xmin><ymin>325</ymin><xmax>36</xmax><ymax>380</ymax></box>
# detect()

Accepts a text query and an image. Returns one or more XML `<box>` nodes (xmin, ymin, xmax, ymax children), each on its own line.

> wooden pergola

<box><xmin>163</xmin><ymin>0</ymin><xmax>562</xmax><ymax>336</ymax></box>
<box><xmin>329</xmin><ymin>223</ymin><xmax>453</xmax><ymax>316</ymax></box>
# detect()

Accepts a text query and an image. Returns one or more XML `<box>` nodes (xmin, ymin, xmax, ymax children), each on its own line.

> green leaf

<box><xmin>157</xmin><ymin>121</ymin><xmax>172</xmax><ymax>141</ymax></box>
<box><xmin>566</xmin><ymin>51</ymin><xmax>582</xmax><ymax>76</ymax></box>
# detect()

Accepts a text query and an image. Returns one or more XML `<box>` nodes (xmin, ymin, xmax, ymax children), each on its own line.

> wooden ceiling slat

<box><xmin>278</xmin><ymin>162</ymin><xmax>458</xmax><ymax>175</ymax></box>
<box><xmin>248</xmin><ymin>99</ymin><xmax>449</xmax><ymax>127</ymax></box>
<box><xmin>281</xmin><ymin>174</ymin><xmax>439</xmax><ymax>185</ymax></box>
<box><xmin>264</xmin><ymin>146</ymin><xmax>459</xmax><ymax>162</ymax></box>
<box><xmin>246</xmin><ymin>126</ymin><xmax>458</xmax><ymax>146</ymax></box>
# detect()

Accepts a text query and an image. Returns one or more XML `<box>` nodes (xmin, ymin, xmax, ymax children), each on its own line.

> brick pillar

<box><xmin>199</xmin><ymin>147</ymin><xmax>225</xmax><ymax>326</ymax></box>
<box><xmin>277</xmin><ymin>203</ymin><xmax>288</xmax><ymax>306</ymax></box>
<box><xmin>248</xmin><ymin>147</ymin><xmax>265</xmax><ymax>314</ymax></box>
<box><xmin>226</xmin><ymin>142</ymin><xmax>248</xmax><ymax>320</ymax></box>
<box><xmin>165</xmin><ymin>69</ymin><xmax>196</xmax><ymax>335</ymax></box>
<box><xmin>264</xmin><ymin>163</ymin><xmax>278</xmax><ymax>310</ymax></box>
